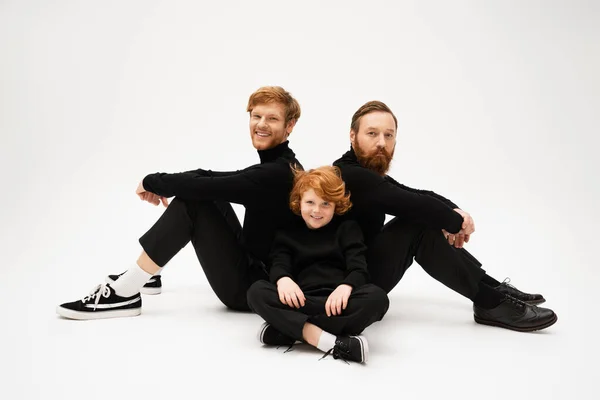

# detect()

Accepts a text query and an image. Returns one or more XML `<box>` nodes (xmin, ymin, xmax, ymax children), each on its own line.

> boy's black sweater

<box><xmin>269</xmin><ymin>217</ymin><xmax>369</xmax><ymax>292</ymax></box>
<box><xmin>142</xmin><ymin>141</ymin><xmax>300</xmax><ymax>263</ymax></box>
<box><xmin>333</xmin><ymin>147</ymin><xmax>464</xmax><ymax>244</ymax></box>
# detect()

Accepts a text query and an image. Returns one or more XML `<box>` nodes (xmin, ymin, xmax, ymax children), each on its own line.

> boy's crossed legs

<box><xmin>247</xmin><ymin>280</ymin><xmax>389</xmax><ymax>363</ymax></box>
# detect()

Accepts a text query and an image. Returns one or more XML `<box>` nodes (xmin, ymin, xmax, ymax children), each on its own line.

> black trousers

<box><xmin>246</xmin><ymin>280</ymin><xmax>390</xmax><ymax>341</ymax></box>
<box><xmin>367</xmin><ymin>218</ymin><xmax>486</xmax><ymax>300</ymax></box>
<box><xmin>139</xmin><ymin>198</ymin><xmax>267</xmax><ymax>311</ymax></box>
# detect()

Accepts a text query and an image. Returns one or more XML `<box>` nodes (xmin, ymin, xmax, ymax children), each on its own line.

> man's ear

<box><xmin>350</xmin><ymin>129</ymin><xmax>356</xmax><ymax>145</ymax></box>
<box><xmin>286</xmin><ymin>119</ymin><xmax>297</xmax><ymax>136</ymax></box>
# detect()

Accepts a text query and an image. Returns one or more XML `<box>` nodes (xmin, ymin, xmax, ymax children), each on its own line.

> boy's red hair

<box><xmin>289</xmin><ymin>166</ymin><xmax>351</xmax><ymax>215</ymax></box>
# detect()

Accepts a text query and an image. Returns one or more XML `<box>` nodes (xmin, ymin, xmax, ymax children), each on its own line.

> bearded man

<box><xmin>333</xmin><ymin>101</ymin><xmax>557</xmax><ymax>332</ymax></box>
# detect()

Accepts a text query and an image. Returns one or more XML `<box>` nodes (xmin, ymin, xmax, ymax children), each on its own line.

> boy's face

<box><xmin>300</xmin><ymin>188</ymin><xmax>335</xmax><ymax>230</ymax></box>
<box><xmin>249</xmin><ymin>102</ymin><xmax>295</xmax><ymax>150</ymax></box>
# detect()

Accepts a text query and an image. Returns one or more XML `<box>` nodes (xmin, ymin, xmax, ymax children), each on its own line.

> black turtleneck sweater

<box><xmin>333</xmin><ymin>147</ymin><xmax>464</xmax><ymax>244</ymax></box>
<box><xmin>269</xmin><ymin>217</ymin><xmax>369</xmax><ymax>292</ymax></box>
<box><xmin>142</xmin><ymin>141</ymin><xmax>301</xmax><ymax>262</ymax></box>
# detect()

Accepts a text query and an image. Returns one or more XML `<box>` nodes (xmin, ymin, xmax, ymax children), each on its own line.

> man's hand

<box><xmin>454</xmin><ymin>208</ymin><xmax>475</xmax><ymax>235</ymax></box>
<box><xmin>136</xmin><ymin>180</ymin><xmax>169</xmax><ymax>207</ymax></box>
<box><xmin>277</xmin><ymin>277</ymin><xmax>305</xmax><ymax>309</ymax></box>
<box><xmin>325</xmin><ymin>284</ymin><xmax>353</xmax><ymax>317</ymax></box>
<box><xmin>442</xmin><ymin>229</ymin><xmax>470</xmax><ymax>248</ymax></box>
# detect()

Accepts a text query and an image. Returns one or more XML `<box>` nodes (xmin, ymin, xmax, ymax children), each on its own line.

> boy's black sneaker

<box><xmin>321</xmin><ymin>335</ymin><xmax>369</xmax><ymax>364</ymax></box>
<box><xmin>257</xmin><ymin>322</ymin><xmax>295</xmax><ymax>346</ymax></box>
<box><xmin>106</xmin><ymin>272</ymin><xmax>162</xmax><ymax>295</ymax></box>
<box><xmin>495</xmin><ymin>278</ymin><xmax>545</xmax><ymax>305</ymax></box>
<box><xmin>56</xmin><ymin>283</ymin><xmax>142</xmax><ymax>320</ymax></box>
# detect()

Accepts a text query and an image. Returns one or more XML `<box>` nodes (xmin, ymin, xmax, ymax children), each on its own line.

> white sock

<box><xmin>110</xmin><ymin>265</ymin><xmax>154</xmax><ymax>297</ymax></box>
<box><xmin>316</xmin><ymin>331</ymin><xmax>337</xmax><ymax>353</ymax></box>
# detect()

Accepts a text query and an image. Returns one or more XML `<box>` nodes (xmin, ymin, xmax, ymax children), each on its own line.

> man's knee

<box><xmin>214</xmin><ymin>285</ymin><xmax>254</xmax><ymax>312</ymax></box>
<box><xmin>219</xmin><ymin>295</ymin><xmax>250</xmax><ymax>311</ymax></box>
<box><xmin>167</xmin><ymin>197</ymin><xmax>187</xmax><ymax>210</ymax></box>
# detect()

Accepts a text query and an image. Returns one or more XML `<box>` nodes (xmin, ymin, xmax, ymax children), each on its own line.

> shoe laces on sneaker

<box><xmin>281</xmin><ymin>344</ymin><xmax>295</xmax><ymax>353</ymax></box>
<box><xmin>82</xmin><ymin>284</ymin><xmax>111</xmax><ymax>310</ymax></box>
<box><xmin>319</xmin><ymin>341</ymin><xmax>352</xmax><ymax>364</ymax></box>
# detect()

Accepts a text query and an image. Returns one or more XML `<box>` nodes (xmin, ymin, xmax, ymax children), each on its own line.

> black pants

<box><xmin>246</xmin><ymin>280</ymin><xmax>390</xmax><ymax>341</ymax></box>
<box><xmin>139</xmin><ymin>198</ymin><xmax>267</xmax><ymax>311</ymax></box>
<box><xmin>367</xmin><ymin>218</ymin><xmax>486</xmax><ymax>300</ymax></box>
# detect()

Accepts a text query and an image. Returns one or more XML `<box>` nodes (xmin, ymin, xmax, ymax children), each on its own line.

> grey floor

<box><xmin>4</xmin><ymin>251</ymin><xmax>593</xmax><ymax>400</ymax></box>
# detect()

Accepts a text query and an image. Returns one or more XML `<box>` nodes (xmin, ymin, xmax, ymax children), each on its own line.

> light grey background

<box><xmin>1</xmin><ymin>1</ymin><xmax>598</xmax><ymax>399</ymax></box>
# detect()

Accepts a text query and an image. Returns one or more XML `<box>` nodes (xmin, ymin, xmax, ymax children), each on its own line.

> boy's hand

<box><xmin>325</xmin><ymin>284</ymin><xmax>353</xmax><ymax>316</ymax></box>
<box><xmin>277</xmin><ymin>277</ymin><xmax>305</xmax><ymax>309</ymax></box>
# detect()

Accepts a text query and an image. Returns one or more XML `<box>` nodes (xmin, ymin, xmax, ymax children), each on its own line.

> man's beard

<box><xmin>354</xmin><ymin>139</ymin><xmax>394</xmax><ymax>176</ymax></box>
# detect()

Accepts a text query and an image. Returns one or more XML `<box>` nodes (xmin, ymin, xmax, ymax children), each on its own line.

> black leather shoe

<box><xmin>474</xmin><ymin>296</ymin><xmax>557</xmax><ymax>332</ymax></box>
<box><xmin>495</xmin><ymin>278</ymin><xmax>545</xmax><ymax>305</ymax></box>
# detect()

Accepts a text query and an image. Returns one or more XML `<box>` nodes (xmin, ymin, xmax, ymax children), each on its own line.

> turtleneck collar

<box><xmin>258</xmin><ymin>140</ymin><xmax>291</xmax><ymax>163</ymax></box>
<box><xmin>342</xmin><ymin>145</ymin><xmax>359</xmax><ymax>163</ymax></box>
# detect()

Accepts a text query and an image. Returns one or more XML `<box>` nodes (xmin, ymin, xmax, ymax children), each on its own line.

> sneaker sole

<box><xmin>352</xmin><ymin>335</ymin><xmax>369</xmax><ymax>364</ymax></box>
<box><xmin>258</xmin><ymin>322</ymin><xmax>269</xmax><ymax>344</ymax></box>
<box><xmin>257</xmin><ymin>322</ymin><xmax>297</xmax><ymax>346</ymax></box>
<box><xmin>105</xmin><ymin>277</ymin><xmax>161</xmax><ymax>295</ymax></box>
<box><xmin>474</xmin><ymin>313</ymin><xmax>558</xmax><ymax>332</ymax></box>
<box><xmin>56</xmin><ymin>305</ymin><xmax>141</xmax><ymax>320</ymax></box>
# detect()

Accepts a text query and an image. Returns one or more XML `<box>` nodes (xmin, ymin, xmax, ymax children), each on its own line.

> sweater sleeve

<box><xmin>338</xmin><ymin>221</ymin><xmax>370</xmax><ymax>288</ymax></box>
<box><xmin>142</xmin><ymin>162</ymin><xmax>287</xmax><ymax>205</ymax></box>
<box><xmin>268</xmin><ymin>231</ymin><xmax>295</xmax><ymax>284</ymax></box>
<box><xmin>385</xmin><ymin>176</ymin><xmax>459</xmax><ymax>209</ymax></box>
<box><xmin>345</xmin><ymin>166</ymin><xmax>463</xmax><ymax>234</ymax></box>
<box><xmin>181</xmin><ymin>167</ymin><xmax>244</xmax><ymax>178</ymax></box>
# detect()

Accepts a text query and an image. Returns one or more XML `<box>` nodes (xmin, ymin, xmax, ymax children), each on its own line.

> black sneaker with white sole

<box><xmin>106</xmin><ymin>272</ymin><xmax>162</xmax><ymax>295</ymax></box>
<box><xmin>320</xmin><ymin>335</ymin><xmax>369</xmax><ymax>364</ymax></box>
<box><xmin>257</xmin><ymin>322</ymin><xmax>295</xmax><ymax>346</ymax></box>
<box><xmin>56</xmin><ymin>283</ymin><xmax>142</xmax><ymax>320</ymax></box>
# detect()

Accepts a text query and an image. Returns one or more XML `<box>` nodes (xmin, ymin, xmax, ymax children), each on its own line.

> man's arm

<box><xmin>142</xmin><ymin>163</ymin><xmax>288</xmax><ymax>205</ymax></box>
<box><xmin>181</xmin><ymin>167</ymin><xmax>243</xmax><ymax>178</ymax></box>
<box><xmin>346</xmin><ymin>167</ymin><xmax>464</xmax><ymax>234</ymax></box>
<box><xmin>385</xmin><ymin>175</ymin><xmax>458</xmax><ymax>209</ymax></box>
<box><xmin>385</xmin><ymin>177</ymin><xmax>476</xmax><ymax>243</ymax></box>
<box><xmin>385</xmin><ymin>177</ymin><xmax>477</xmax><ymax>245</ymax></box>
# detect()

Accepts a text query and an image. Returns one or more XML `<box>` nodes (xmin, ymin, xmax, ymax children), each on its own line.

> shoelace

<box><xmin>505</xmin><ymin>295</ymin><xmax>528</xmax><ymax>310</ymax></box>
<box><xmin>82</xmin><ymin>284</ymin><xmax>111</xmax><ymax>310</ymax></box>
<box><xmin>501</xmin><ymin>277</ymin><xmax>513</xmax><ymax>286</ymax></box>
<box><xmin>319</xmin><ymin>346</ymin><xmax>350</xmax><ymax>364</ymax></box>
<box><xmin>500</xmin><ymin>278</ymin><xmax>536</xmax><ymax>300</ymax></box>
<box><xmin>281</xmin><ymin>344</ymin><xmax>295</xmax><ymax>353</ymax></box>
<box><xmin>501</xmin><ymin>277</ymin><xmax>519</xmax><ymax>290</ymax></box>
